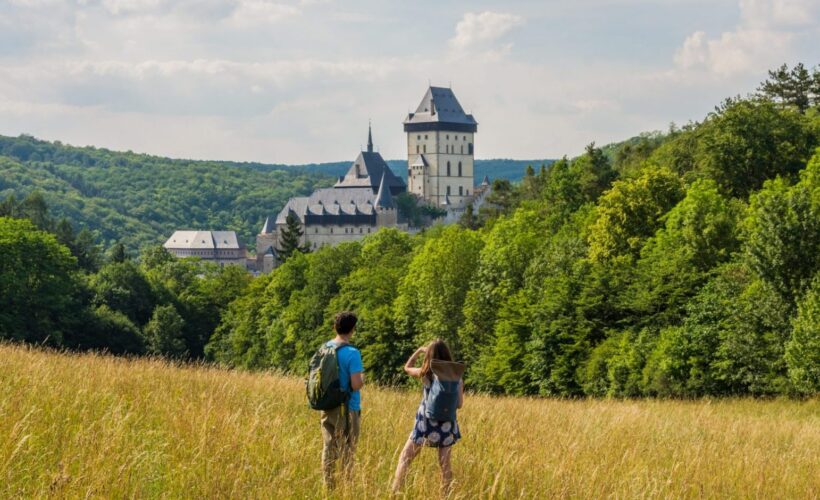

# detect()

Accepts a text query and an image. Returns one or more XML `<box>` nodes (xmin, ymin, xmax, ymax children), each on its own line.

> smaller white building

<box><xmin>163</xmin><ymin>230</ymin><xmax>247</xmax><ymax>268</ymax></box>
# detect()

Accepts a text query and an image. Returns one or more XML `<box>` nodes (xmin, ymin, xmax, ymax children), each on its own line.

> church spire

<box><xmin>367</xmin><ymin>121</ymin><xmax>373</xmax><ymax>153</ymax></box>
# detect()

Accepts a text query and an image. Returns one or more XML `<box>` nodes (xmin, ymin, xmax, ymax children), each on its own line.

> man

<box><xmin>320</xmin><ymin>311</ymin><xmax>364</xmax><ymax>488</ymax></box>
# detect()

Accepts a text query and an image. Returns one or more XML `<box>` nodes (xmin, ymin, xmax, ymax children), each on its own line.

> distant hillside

<box><xmin>0</xmin><ymin>134</ymin><xmax>552</xmax><ymax>250</ymax></box>
<box><xmin>295</xmin><ymin>158</ymin><xmax>554</xmax><ymax>183</ymax></box>
<box><xmin>0</xmin><ymin>135</ymin><xmax>332</xmax><ymax>250</ymax></box>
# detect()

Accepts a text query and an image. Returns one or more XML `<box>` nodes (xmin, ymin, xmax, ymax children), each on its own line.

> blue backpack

<box><xmin>423</xmin><ymin>360</ymin><xmax>465</xmax><ymax>422</ymax></box>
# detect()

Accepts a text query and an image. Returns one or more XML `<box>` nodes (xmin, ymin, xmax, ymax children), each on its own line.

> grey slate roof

<box><xmin>275</xmin><ymin>187</ymin><xmax>380</xmax><ymax>225</ymax></box>
<box><xmin>261</xmin><ymin>216</ymin><xmax>275</xmax><ymax>234</ymax></box>
<box><xmin>334</xmin><ymin>151</ymin><xmax>406</xmax><ymax>194</ymax></box>
<box><xmin>374</xmin><ymin>173</ymin><xmax>394</xmax><ymax>209</ymax></box>
<box><xmin>267</xmin><ymin>126</ymin><xmax>405</xmax><ymax>230</ymax></box>
<box><xmin>410</xmin><ymin>154</ymin><xmax>428</xmax><ymax>167</ymax></box>
<box><xmin>164</xmin><ymin>230</ymin><xmax>242</xmax><ymax>250</ymax></box>
<box><xmin>261</xmin><ymin>245</ymin><xmax>279</xmax><ymax>258</ymax></box>
<box><xmin>404</xmin><ymin>86</ymin><xmax>477</xmax><ymax>131</ymax></box>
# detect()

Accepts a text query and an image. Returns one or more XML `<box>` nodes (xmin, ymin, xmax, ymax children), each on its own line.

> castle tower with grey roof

<box><xmin>404</xmin><ymin>86</ymin><xmax>477</xmax><ymax>209</ymax></box>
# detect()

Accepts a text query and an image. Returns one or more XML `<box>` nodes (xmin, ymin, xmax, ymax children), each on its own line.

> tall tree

<box><xmin>277</xmin><ymin>212</ymin><xmax>308</xmax><ymax>260</ymax></box>
<box><xmin>143</xmin><ymin>304</ymin><xmax>188</xmax><ymax>358</ymax></box>
<box><xmin>758</xmin><ymin>63</ymin><xmax>818</xmax><ymax>113</ymax></box>
<box><xmin>785</xmin><ymin>276</ymin><xmax>820</xmax><ymax>394</ymax></box>
<box><xmin>743</xmin><ymin>151</ymin><xmax>820</xmax><ymax>307</ymax></box>
<box><xmin>109</xmin><ymin>242</ymin><xmax>129</xmax><ymax>263</ymax></box>
<box><xmin>0</xmin><ymin>217</ymin><xmax>82</xmax><ymax>345</ymax></box>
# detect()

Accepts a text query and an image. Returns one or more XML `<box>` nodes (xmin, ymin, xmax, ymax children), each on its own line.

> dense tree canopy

<box><xmin>2</xmin><ymin>64</ymin><xmax>818</xmax><ymax>398</ymax></box>
<box><xmin>204</xmin><ymin>75</ymin><xmax>818</xmax><ymax>398</ymax></box>
<box><xmin>0</xmin><ymin>135</ymin><xmax>332</xmax><ymax>250</ymax></box>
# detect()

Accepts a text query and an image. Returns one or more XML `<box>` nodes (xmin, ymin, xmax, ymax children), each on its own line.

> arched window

<box><xmin>459</xmin><ymin>186</ymin><xmax>463</xmax><ymax>196</ymax></box>
<box><xmin>423</xmin><ymin>144</ymin><xmax>427</xmax><ymax>153</ymax></box>
<box><xmin>461</xmin><ymin>145</ymin><xmax>464</xmax><ymax>154</ymax></box>
<box><xmin>446</xmin><ymin>161</ymin><xmax>451</xmax><ymax>176</ymax></box>
<box><xmin>458</xmin><ymin>162</ymin><xmax>462</xmax><ymax>177</ymax></box>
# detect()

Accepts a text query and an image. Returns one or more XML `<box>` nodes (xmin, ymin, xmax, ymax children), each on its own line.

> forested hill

<box><xmin>0</xmin><ymin>135</ymin><xmax>333</xmax><ymax>250</ymax></box>
<box><xmin>0</xmin><ymin>134</ymin><xmax>551</xmax><ymax>250</ymax></box>
<box><xmin>294</xmin><ymin>159</ymin><xmax>554</xmax><ymax>183</ymax></box>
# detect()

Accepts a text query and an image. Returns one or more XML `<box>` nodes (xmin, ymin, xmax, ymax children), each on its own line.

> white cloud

<box><xmin>228</xmin><ymin>0</ymin><xmax>302</xmax><ymax>26</ymax></box>
<box><xmin>449</xmin><ymin>11</ymin><xmax>524</xmax><ymax>55</ymax></box>
<box><xmin>0</xmin><ymin>0</ymin><xmax>816</xmax><ymax>163</ymax></box>
<box><xmin>674</xmin><ymin>0</ymin><xmax>817</xmax><ymax>77</ymax></box>
<box><xmin>101</xmin><ymin>0</ymin><xmax>164</xmax><ymax>16</ymax></box>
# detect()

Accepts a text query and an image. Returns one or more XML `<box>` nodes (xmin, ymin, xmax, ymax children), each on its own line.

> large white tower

<box><xmin>404</xmin><ymin>87</ymin><xmax>478</xmax><ymax>208</ymax></box>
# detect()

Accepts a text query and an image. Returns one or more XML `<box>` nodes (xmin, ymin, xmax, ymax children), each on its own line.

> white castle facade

<box><xmin>256</xmin><ymin>85</ymin><xmax>489</xmax><ymax>272</ymax></box>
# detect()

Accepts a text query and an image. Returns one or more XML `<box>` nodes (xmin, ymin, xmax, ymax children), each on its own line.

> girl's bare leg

<box><xmin>438</xmin><ymin>446</ymin><xmax>453</xmax><ymax>497</ymax></box>
<box><xmin>392</xmin><ymin>438</ymin><xmax>422</xmax><ymax>493</ymax></box>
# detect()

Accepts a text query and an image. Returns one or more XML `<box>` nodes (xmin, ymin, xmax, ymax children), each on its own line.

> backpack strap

<box><xmin>333</xmin><ymin>343</ymin><xmax>355</xmax><ymax>438</ymax></box>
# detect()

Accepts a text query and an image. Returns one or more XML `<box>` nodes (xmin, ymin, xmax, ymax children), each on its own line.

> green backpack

<box><xmin>306</xmin><ymin>343</ymin><xmax>353</xmax><ymax>411</ymax></box>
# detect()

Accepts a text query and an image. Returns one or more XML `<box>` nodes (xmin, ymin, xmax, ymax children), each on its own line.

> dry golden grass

<box><xmin>1</xmin><ymin>344</ymin><xmax>818</xmax><ymax>499</ymax></box>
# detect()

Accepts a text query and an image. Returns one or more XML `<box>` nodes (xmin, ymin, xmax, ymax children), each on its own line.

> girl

<box><xmin>392</xmin><ymin>340</ymin><xmax>464</xmax><ymax>496</ymax></box>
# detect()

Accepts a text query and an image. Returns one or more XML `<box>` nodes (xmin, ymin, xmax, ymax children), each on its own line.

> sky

<box><xmin>0</xmin><ymin>0</ymin><xmax>817</xmax><ymax>164</ymax></box>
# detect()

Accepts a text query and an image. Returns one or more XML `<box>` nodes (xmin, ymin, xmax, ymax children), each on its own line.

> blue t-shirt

<box><xmin>326</xmin><ymin>340</ymin><xmax>363</xmax><ymax>411</ymax></box>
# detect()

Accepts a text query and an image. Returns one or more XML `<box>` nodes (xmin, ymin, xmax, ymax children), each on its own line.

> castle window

<box><xmin>459</xmin><ymin>186</ymin><xmax>463</xmax><ymax>196</ymax></box>
<box><xmin>463</xmin><ymin>136</ymin><xmax>466</xmax><ymax>141</ymax></box>
<box><xmin>458</xmin><ymin>162</ymin><xmax>462</xmax><ymax>176</ymax></box>
<box><xmin>424</xmin><ymin>135</ymin><xmax>428</xmax><ymax>139</ymax></box>
<box><xmin>423</xmin><ymin>145</ymin><xmax>427</xmax><ymax>153</ymax></box>
<box><xmin>446</xmin><ymin>135</ymin><xmax>449</xmax><ymax>140</ymax></box>
<box><xmin>417</xmin><ymin>135</ymin><xmax>421</xmax><ymax>140</ymax></box>
<box><xmin>416</xmin><ymin>145</ymin><xmax>419</xmax><ymax>153</ymax></box>
<box><xmin>466</xmin><ymin>189</ymin><xmax>470</xmax><ymax>196</ymax></box>
<box><xmin>330</xmin><ymin>228</ymin><xmax>333</xmax><ymax>233</ymax></box>
<box><xmin>461</xmin><ymin>145</ymin><xmax>464</xmax><ymax>154</ymax></box>
<box><xmin>468</xmin><ymin>143</ymin><xmax>473</xmax><ymax>155</ymax></box>
<box><xmin>359</xmin><ymin>228</ymin><xmax>363</xmax><ymax>233</ymax></box>
<box><xmin>315</xmin><ymin>228</ymin><xmax>318</xmax><ymax>233</ymax></box>
<box><xmin>447</xmin><ymin>186</ymin><xmax>451</xmax><ymax>195</ymax></box>
<box><xmin>446</xmin><ymin>161</ymin><xmax>451</xmax><ymax>176</ymax></box>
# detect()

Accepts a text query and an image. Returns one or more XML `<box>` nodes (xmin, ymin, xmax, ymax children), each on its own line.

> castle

<box><xmin>256</xmin><ymin>85</ymin><xmax>485</xmax><ymax>272</ymax></box>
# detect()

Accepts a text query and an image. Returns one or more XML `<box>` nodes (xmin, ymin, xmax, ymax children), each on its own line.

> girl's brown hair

<box><xmin>420</xmin><ymin>339</ymin><xmax>454</xmax><ymax>379</ymax></box>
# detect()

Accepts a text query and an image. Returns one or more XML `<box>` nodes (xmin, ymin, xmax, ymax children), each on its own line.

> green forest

<box><xmin>1</xmin><ymin>64</ymin><xmax>818</xmax><ymax>397</ymax></box>
<box><xmin>207</xmin><ymin>64</ymin><xmax>820</xmax><ymax>397</ymax></box>
<box><xmin>0</xmin><ymin>135</ymin><xmax>546</xmax><ymax>252</ymax></box>
<box><xmin>0</xmin><ymin>136</ymin><xmax>333</xmax><ymax>250</ymax></box>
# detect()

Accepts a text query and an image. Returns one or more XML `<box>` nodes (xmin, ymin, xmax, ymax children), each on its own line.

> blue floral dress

<box><xmin>409</xmin><ymin>379</ymin><xmax>461</xmax><ymax>448</ymax></box>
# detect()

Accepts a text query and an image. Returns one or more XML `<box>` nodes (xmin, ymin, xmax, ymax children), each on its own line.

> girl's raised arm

<box><xmin>404</xmin><ymin>347</ymin><xmax>425</xmax><ymax>378</ymax></box>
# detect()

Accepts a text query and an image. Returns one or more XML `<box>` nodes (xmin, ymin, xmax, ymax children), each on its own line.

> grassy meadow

<box><xmin>1</xmin><ymin>344</ymin><xmax>818</xmax><ymax>499</ymax></box>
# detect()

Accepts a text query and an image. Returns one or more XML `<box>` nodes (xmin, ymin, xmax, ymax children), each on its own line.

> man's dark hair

<box><xmin>334</xmin><ymin>311</ymin><xmax>357</xmax><ymax>335</ymax></box>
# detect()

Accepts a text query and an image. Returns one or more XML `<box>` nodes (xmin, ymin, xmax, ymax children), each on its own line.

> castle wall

<box><xmin>272</xmin><ymin>214</ymin><xmax>406</xmax><ymax>251</ymax></box>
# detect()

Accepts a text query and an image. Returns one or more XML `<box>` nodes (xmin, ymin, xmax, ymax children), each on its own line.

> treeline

<box><xmin>0</xmin><ymin>135</ymin><xmax>331</xmax><ymax>250</ymax></box>
<box><xmin>0</xmin><ymin>135</ymin><xmax>548</xmax><ymax>253</ymax></box>
<box><xmin>207</xmin><ymin>65</ymin><xmax>820</xmax><ymax>397</ymax></box>
<box><xmin>0</xmin><ymin>197</ymin><xmax>250</xmax><ymax>358</ymax></box>
<box><xmin>298</xmin><ymin>159</ymin><xmax>555</xmax><ymax>183</ymax></box>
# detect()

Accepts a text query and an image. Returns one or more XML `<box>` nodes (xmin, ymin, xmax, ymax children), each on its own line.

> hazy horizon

<box><xmin>1</xmin><ymin>0</ymin><xmax>817</xmax><ymax>164</ymax></box>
